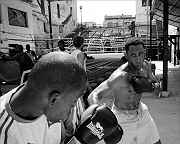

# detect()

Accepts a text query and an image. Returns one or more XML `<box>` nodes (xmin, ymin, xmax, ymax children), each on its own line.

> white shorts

<box><xmin>112</xmin><ymin>102</ymin><xmax>160</xmax><ymax>144</ymax></box>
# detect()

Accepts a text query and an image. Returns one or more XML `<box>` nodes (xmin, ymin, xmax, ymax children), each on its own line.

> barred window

<box><xmin>142</xmin><ymin>0</ymin><xmax>150</xmax><ymax>7</ymax></box>
<box><xmin>8</xmin><ymin>7</ymin><xmax>28</xmax><ymax>27</ymax></box>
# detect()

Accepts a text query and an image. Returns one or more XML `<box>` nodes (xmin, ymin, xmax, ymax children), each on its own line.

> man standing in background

<box><xmin>25</xmin><ymin>44</ymin><xmax>38</xmax><ymax>63</ymax></box>
<box><xmin>71</xmin><ymin>36</ymin><xmax>92</xmax><ymax>109</ymax></box>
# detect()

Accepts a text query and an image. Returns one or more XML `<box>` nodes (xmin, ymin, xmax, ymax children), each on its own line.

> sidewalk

<box><xmin>1</xmin><ymin>61</ymin><xmax>180</xmax><ymax>144</ymax></box>
<box><xmin>142</xmin><ymin>61</ymin><xmax>180</xmax><ymax>144</ymax></box>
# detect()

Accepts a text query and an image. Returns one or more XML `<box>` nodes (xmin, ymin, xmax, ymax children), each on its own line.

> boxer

<box><xmin>88</xmin><ymin>37</ymin><xmax>162</xmax><ymax>144</ymax></box>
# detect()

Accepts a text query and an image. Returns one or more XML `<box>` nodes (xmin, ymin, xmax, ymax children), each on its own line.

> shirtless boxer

<box><xmin>88</xmin><ymin>37</ymin><xmax>162</xmax><ymax>144</ymax></box>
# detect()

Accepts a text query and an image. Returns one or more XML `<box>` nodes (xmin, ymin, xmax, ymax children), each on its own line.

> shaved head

<box><xmin>27</xmin><ymin>52</ymin><xmax>87</xmax><ymax>95</ymax></box>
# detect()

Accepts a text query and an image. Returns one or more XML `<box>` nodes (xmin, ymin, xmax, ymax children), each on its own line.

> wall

<box><xmin>0</xmin><ymin>0</ymin><xmax>78</xmax><ymax>54</ymax></box>
<box><xmin>136</xmin><ymin>0</ymin><xmax>150</xmax><ymax>25</ymax></box>
<box><xmin>103</xmin><ymin>15</ymin><xmax>135</xmax><ymax>28</ymax></box>
<box><xmin>0</xmin><ymin>0</ymin><xmax>34</xmax><ymax>53</ymax></box>
<box><xmin>32</xmin><ymin>0</ymin><xmax>77</xmax><ymax>51</ymax></box>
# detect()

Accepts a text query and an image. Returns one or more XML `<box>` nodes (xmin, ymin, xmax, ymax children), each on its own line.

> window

<box><xmin>57</xmin><ymin>4</ymin><xmax>60</xmax><ymax>18</ymax></box>
<box><xmin>142</xmin><ymin>0</ymin><xmax>150</xmax><ymax>7</ymax></box>
<box><xmin>107</xmin><ymin>22</ymin><xmax>113</xmax><ymax>27</ymax></box>
<box><xmin>8</xmin><ymin>7</ymin><xmax>28</xmax><ymax>27</ymax></box>
<box><xmin>44</xmin><ymin>22</ymin><xmax>50</xmax><ymax>33</ymax></box>
<box><xmin>59</xmin><ymin>25</ymin><xmax>63</xmax><ymax>33</ymax></box>
<box><xmin>70</xmin><ymin>7</ymin><xmax>72</xmax><ymax>15</ymax></box>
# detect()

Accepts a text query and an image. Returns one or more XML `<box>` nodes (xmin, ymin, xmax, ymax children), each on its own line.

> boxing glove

<box><xmin>104</xmin><ymin>124</ymin><xmax>123</xmax><ymax>144</ymax></box>
<box><xmin>132</xmin><ymin>76</ymin><xmax>155</xmax><ymax>94</ymax></box>
<box><xmin>67</xmin><ymin>104</ymin><xmax>118</xmax><ymax>144</ymax></box>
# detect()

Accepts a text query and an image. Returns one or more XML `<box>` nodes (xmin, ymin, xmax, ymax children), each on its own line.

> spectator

<box><xmin>58</xmin><ymin>39</ymin><xmax>69</xmax><ymax>53</ymax></box>
<box><xmin>25</xmin><ymin>44</ymin><xmax>38</xmax><ymax>63</ymax></box>
<box><xmin>71</xmin><ymin>36</ymin><xmax>92</xmax><ymax>109</ymax></box>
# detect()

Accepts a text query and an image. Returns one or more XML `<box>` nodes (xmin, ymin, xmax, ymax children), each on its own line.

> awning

<box><xmin>152</xmin><ymin>0</ymin><xmax>180</xmax><ymax>27</ymax></box>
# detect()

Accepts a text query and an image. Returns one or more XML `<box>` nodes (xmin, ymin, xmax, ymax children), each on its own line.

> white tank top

<box><xmin>26</xmin><ymin>51</ymin><xmax>34</xmax><ymax>62</ymax></box>
<box><xmin>71</xmin><ymin>49</ymin><xmax>86</xmax><ymax>70</ymax></box>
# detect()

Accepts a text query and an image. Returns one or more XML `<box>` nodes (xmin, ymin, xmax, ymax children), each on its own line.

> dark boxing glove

<box><xmin>104</xmin><ymin>124</ymin><xmax>123</xmax><ymax>144</ymax></box>
<box><xmin>67</xmin><ymin>104</ymin><xmax>118</xmax><ymax>144</ymax></box>
<box><xmin>132</xmin><ymin>76</ymin><xmax>155</xmax><ymax>94</ymax></box>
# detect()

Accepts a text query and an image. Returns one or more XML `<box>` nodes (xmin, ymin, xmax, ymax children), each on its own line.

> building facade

<box><xmin>0</xmin><ymin>0</ymin><xmax>78</xmax><ymax>54</ymax></box>
<box><xmin>102</xmin><ymin>15</ymin><xmax>135</xmax><ymax>37</ymax></box>
<box><xmin>103</xmin><ymin>15</ymin><xmax>135</xmax><ymax>28</ymax></box>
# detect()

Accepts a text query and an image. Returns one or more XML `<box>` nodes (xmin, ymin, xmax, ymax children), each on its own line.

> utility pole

<box><xmin>122</xmin><ymin>14</ymin><xmax>124</xmax><ymax>34</ymax></box>
<box><xmin>149</xmin><ymin>0</ymin><xmax>152</xmax><ymax>60</ymax></box>
<box><xmin>146</xmin><ymin>0</ymin><xmax>149</xmax><ymax>55</ymax></box>
<box><xmin>80</xmin><ymin>6</ymin><xmax>82</xmax><ymax>28</ymax></box>
<box><xmin>162</xmin><ymin>0</ymin><xmax>169</xmax><ymax>96</ymax></box>
<box><xmin>48</xmin><ymin>0</ymin><xmax>53</xmax><ymax>50</ymax></box>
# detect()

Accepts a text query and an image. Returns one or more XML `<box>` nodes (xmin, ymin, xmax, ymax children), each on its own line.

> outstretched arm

<box><xmin>1</xmin><ymin>53</ymin><xmax>20</xmax><ymax>61</ymax></box>
<box><xmin>87</xmin><ymin>80</ymin><xmax>112</xmax><ymax>105</ymax></box>
<box><xmin>88</xmin><ymin>69</ymin><xmax>123</xmax><ymax>105</ymax></box>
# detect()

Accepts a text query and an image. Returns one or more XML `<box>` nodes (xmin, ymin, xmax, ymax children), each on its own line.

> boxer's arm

<box><xmin>88</xmin><ymin>70</ymin><xmax>123</xmax><ymax>105</ymax></box>
<box><xmin>87</xmin><ymin>80</ymin><xmax>111</xmax><ymax>105</ymax></box>
<box><xmin>1</xmin><ymin>53</ymin><xmax>20</xmax><ymax>61</ymax></box>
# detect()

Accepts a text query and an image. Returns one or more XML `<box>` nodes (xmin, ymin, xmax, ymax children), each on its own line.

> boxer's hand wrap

<box><xmin>132</xmin><ymin>76</ymin><xmax>155</xmax><ymax>94</ymax></box>
<box><xmin>67</xmin><ymin>104</ymin><xmax>118</xmax><ymax>144</ymax></box>
<box><xmin>104</xmin><ymin>124</ymin><xmax>123</xmax><ymax>144</ymax></box>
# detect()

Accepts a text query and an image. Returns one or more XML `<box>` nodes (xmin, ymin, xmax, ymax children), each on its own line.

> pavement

<box><xmin>142</xmin><ymin>61</ymin><xmax>180</xmax><ymax>144</ymax></box>
<box><xmin>1</xmin><ymin>61</ymin><xmax>180</xmax><ymax>144</ymax></box>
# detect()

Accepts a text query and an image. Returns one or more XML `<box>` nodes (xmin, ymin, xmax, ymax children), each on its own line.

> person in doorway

<box><xmin>177</xmin><ymin>49</ymin><xmax>180</xmax><ymax>65</ymax></box>
<box><xmin>25</xmin><ymin>44</ymin><xmax>38</xmax><ymax>63</ymax></box>
<box><xmin>88</xmin><ymin>37</ymin><xmax>162</xmax><ymax>144</ymax></box>
<box><xmin>0</xmin><ymin>44</ymin><xmax>34</xmax><ymax>84</ymax></box>
<box><xmin>71</xmin><ymin>36</ymin><xmax>92</xmax><ymax>109</ymax></box>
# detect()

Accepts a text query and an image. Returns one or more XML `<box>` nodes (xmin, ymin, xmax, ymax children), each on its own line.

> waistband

<box><xmin>112</xmin><ymin>102</ymin><xmax>142</xmax><ymax>115</ymax></box>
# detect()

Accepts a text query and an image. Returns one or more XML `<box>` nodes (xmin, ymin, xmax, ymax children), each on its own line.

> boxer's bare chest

<box><xmin>114</xmin><ymin>68</ymin><xmax>148</xmax><ymax>110</ymax></box>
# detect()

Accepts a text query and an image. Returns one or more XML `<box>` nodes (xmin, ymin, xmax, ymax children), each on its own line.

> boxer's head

<box><xmin>73</xmin><ymin>36</ymin><xmax>84</xmax><ymax>50</ymax></box>
<box><xmin>58</xmin><ymin>39</ymin><xmax>65</xmax><ymax>51</ymax></box>
<box><xmin>124</xmin><ymin>37</ymin><xmax>146</xmax><ymax>70</ymax></box>
<box><xmin>27</xmin><ymin>52</ymin><xmax>87</xmax><ymax>123</ymax></box>
<box><xmin>15</xmin><ymin>45</ymin><xmax>23</xmax><ymax>53</ymax></box>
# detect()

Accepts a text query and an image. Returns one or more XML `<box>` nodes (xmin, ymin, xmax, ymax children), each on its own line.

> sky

<box><xmin>77</xmin><ymin>0</ymin><xmax>136</xmax><ymax>25</ymax></box>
